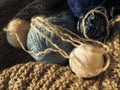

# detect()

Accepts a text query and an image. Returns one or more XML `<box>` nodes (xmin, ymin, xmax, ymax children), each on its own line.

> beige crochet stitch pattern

<box><xmin>0</xmin><ymin>32</ymin><xmax>120</xmax><ymax>90</ymax></box>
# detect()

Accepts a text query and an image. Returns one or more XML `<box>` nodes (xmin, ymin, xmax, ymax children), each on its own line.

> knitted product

<box><xmin>0</xmin><ymin>33</ymin><xmax>120</xmax><ymax>90</ymax></box>
<box><xmin>0</xmin><ymin>31</ymin><xmax>33</xmax><ymax>71</ymax></box>
<box><xmin>0</xmin><ymin>0</ymin><xmax>120</xmax><ymax>89</ymax></box>
<box><xmin>0</xmin><ymin>0</ymin><xmax>67</xmax><ymax>68</ymax></box>
<box><xmin>0</xmin><ymin>0</ymin><xmax>66</xmax><ymax>30</ymax></box>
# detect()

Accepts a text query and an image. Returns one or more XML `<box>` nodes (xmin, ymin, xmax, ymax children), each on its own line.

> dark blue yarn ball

<box><xmin>27</xmin><ymin>12</ymin><xmax>76</xmax><ymax>65</ymax></box>
<box><xmin>77</xmin><ymin>7</ymin><xmax>108</xmax><ymax>42</ymax></box>
<box><xmin>67</xmin><ymin>0</ymin><xmax>120</xmax><ymax>18</ymax></box>
<box><xmin>67</xmin><ymin>0</ymin><xmax>105</xmax><ymax>18</ymax></box>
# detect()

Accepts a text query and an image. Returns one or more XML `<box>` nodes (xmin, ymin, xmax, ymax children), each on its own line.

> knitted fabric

<box><xmin>0</xmin><ymin>0</ymin><xmax>67</xmax><ymax>69</ymax></box>
<box><xmin>0</xmin><ymin>31</ymin><xmax>34</xmax><ymax>71</ymax></box>
<box><xmin>0</xmin><ymin>0</ymin><xmax>120</xmax><ymax>89</ymax></box>
<box><xmin>0</xmin><ymin>33</ymin><xmax>120</xmax><ymax>90</ymax></box>
<box><xmin>0</xmin><ymin>0</ymin><xmax>66</xmax><ymax>30</ymax></box>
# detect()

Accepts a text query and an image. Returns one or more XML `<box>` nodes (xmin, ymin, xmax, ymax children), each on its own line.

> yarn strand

<box><xmin>34</xmin><ymin>17</ymin><xmax>83</xmax><ymax>46</ymax></box>
<box><xmin>31</xmin><ymin>22</ymin><xmax>70</xmax><ymax>59</ymax></box>
<box><xmin>12</xmin><ymin>15</ymin><xmax>110</xmax><ymax>77</ymax></box>
<box><xmin>14</xmin><ymin>32</ymin><xmax>60</xmax><ymax>57</ymax></box>
<box><xmin>34</xmin><ymin>16</ymin><xmax>110</xmax><ymax>52</ymax></box>
<box><xmin>81</xmin><ymin>9</ymin><xmax>110</xmax><ymax>52</ymax></box>
<box><xmin>81</xmin><ymin>10</ymin><xmax>109</xmax><ymax>41</ymax></box>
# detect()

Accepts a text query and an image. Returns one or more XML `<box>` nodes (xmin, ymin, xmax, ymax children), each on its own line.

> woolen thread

<box><xmin>69</xmin><ymin>44</ymin><xmax>110</xmax><ymax>78</ymax></box>
<box><xmin>0</xmin><ymin>0</ymin><xmax>66</xmax><ymax>30</ymax></box>
<box><xmin>4</xmin><ymin>19</ymin><xmax>30</xmax><ymax>48</ymax></box>
<box><xmin>67</xmin><ymin>0</ymin><xmax>120</xmax><ymax>18</ymax></box>
<box><xmin>77</xmin><ymin>7</ymin><xmax>109</xmax><ymax>42</ymax></box>
<box><xmin>27</xmin><ymin>12</ymin><xmax>76</xmax><ymax>65</ymax></box>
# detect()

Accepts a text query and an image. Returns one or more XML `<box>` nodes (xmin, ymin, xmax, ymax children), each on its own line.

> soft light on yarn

<box><xmin>27</xmin><ymin>12</ymin><xmax>76</xmax><ymax>65</ymax></box>
<box><xmin>69</xmin><ymin>44</ymin><xmax>110</xmax><ymax>78</ymax></box>
<box><xmin>67</xmin><ymin>0</ymin><xmax>120</xmax><ymax>18</ymax></box>
<box><xmin>77</xmin><ymin>7</ymin><xmax>109</xmax><ymax>42</ymax></box>
<box><xmin>10</xmin><ymin>11</ymin><xmax>110</xmax><ymax>78</ymax></box>
<box><xmin>67</xmin><ymin>0</ymin><xmax>105</xmax><ymax>18</ymax></box>
<box><xmin>4</xmin><ymin>18</ymin><xmax>30</xmax><ymax>48</ymax></box>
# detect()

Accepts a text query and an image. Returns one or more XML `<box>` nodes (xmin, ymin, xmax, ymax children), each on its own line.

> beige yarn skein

<box><xmin>4</xmin><ymin>18</ymin><xmax>30</xmax><ymax>48</ymax></box>
<box><xmin>69</xmin><ymin>44</ymin><xmax>110</xmax><ymax>78</ymax></box>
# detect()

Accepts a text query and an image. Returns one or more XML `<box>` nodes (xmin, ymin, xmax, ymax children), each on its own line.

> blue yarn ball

<box><xmin>67</xmin><ymin>0</ymin><xmax>104</xmax><ymax>18</ymax></box>
<box><xmin>27</xmin><ymin>12</ymin><xmax>76</xmax><ymax>65</ymax></box>
<box><xmin>77</xmin><ymin>7</ymin><xmax>108</xmax><ymax>42</ymax></box>
<box><xmin>67</xmin><ymin>0</ymin><xmax>120</xmax><ymax>18</ymax></box>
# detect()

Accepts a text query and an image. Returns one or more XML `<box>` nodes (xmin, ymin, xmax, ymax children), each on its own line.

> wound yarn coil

<box><xmin>77</xmin><ymin>7</ymin><xmax>109</xmax><ymax>42</ymax></box>
<box><xmin>67</xmin><ymin>0</ymin><xmax>105</xmax><ymax>18</ymax></box>
<box><xmin>67</xmin><ymin>0</ymin><xmax>120</xmax><ymax>19</ymax></box>
<box><xmin>27</xmin><ymin>12</ymin><xmax>76</xmax><ymax>65</ymax></box>
<box><xmin>16</xmin><ymin>10</ymin><xmax>110</xmax><ymax>78</ymax></box>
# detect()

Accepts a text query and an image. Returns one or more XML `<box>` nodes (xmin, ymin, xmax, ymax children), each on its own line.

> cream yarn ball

<box><xmin>4</xmin><ymin>18</ymin><xmax>30</xmax><ymax>48</ymax></box>
<box><xmin>69</xmin><ymin>44</ymin><xmax>110</xmax><ymax>78</ymax></box>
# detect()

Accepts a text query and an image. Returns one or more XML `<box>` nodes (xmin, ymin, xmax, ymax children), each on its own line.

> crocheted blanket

<box><xmin>0</xmin><ymin>0</ymin><xmax>120</xmax><ymax>90</ymax></box>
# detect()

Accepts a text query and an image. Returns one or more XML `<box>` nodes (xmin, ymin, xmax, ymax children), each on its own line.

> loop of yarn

<box><xmin>4</xmin><ymin>18</ymin><xmax>30</xmax><ymax>48</ymax></box>
<box><xmin>77</xmin><ymin>7</ymin><xmax>109</xmax><ymax>42</ymax></box>
<box><xmin>67</xmin><ymin>0</ymin><xmax>106</xmax><ymax>18</ymax></box>
<box><xmin>27</xmin><ymin>12</ymin><xmax>76</xmax><ymax>65</ymax></box>
<box><xmin>14</xmin><ymin>10</ymin><xmax>110</xmax><ymax>78</ymax></box>
<box><xmin>69</xmin><ymin>44</ymin><xmax>110</xmax><ymax>78</ymax></box>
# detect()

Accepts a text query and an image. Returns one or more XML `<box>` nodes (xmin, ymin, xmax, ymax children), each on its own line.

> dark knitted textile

<box><xmin>0</xmin><ymin>0</ymin><xmax>67</xmax><ymax>70</ymax></box>
<box><xmin>0</xmin><ymin>0</ymin><xmax>36</xmax><ymax>70</ymax></box>
<box><xmin>0</xmin><ymin>0</ymin><xmax>30</xmax><ymax>30</ymax></box>
<box><xmin>0</xmin><ymin>31</ymin><xmax>34</xmax><ymax>71</ymax></box>
<box><xmin>0</xmin><ymin>0</ymin><xmax>66</xmax><ymax>30</ymax></box>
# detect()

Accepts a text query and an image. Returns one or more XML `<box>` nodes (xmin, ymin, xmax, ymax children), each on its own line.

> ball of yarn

<box><xmin>77</xmin><ymin>7</ymin><xmax>109</xmax><ymax>42</ymax></box>
<box><xmin>67</xmin><ymin>0</ymin><xmax>120</xmax><ymax>18</ymax></box>
<box><xmin>67</xmin><ymin>0</ymin><xmax>104</xmax><ymax>18</ymax></box>
<box><xmin>69</xmin><ymin>44</ymin><xmax>110</xmax><ymax>78</ymax></box>
<box><xmin>27</xmin><ymin>12</ymin><xmax>76</xmax><ymax>65</ymax></box>
<box><xmin>4</xmin><ymin>18</ymin><xmax>30</xmax><ymax>48</ymax></box>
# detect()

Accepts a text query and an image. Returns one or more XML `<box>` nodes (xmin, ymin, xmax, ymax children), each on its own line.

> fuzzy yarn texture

<box><xmin>77</xmin><ymin>7</ymin><xmax>109</xmax><ymax>42</ymax></box>
<box><xmin>67</xmin><ymin>0</ymin><xmax>120</xmax><ymax>18</ymax></box>
<box><xmin>0</xmin><ymin>0</ymin><xmax>66</xmax><ymax>70</ymax></box>
<box><xmin>0</xmin><ymin>31</ymin><xmax>120</xmax><ymax>90</ymax></box>
<box><xmin>27</xmin><ymin>12</ymin><xmax>76</xmax><ymax>65</ymax></box>
<box><xmin>0</xmin><ymin>0</ymin><xmax>120</xmax><ymax>89</ymax></box>
<box><xmin>0</xmin><ymin>32</ymin><xmax>120</xmax><ymax>89</ymax></box>
<box><xmin>0</xmin><ymin>0</ymin><xmax>66</xmax><ymax>30</ymax></box>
